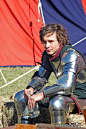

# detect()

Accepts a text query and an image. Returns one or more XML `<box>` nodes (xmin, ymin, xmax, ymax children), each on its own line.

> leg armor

<box><xmin>14</xmin><ymin>90</ymin><xmax>40</xmax><ymax>124</ymax></box>
<box><xmin>49</xmin><ymin>95</ymin><xmax>75</xmax><ymax>124</ymax></box>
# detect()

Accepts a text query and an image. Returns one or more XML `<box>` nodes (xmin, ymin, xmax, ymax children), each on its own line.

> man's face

<box><xmin>42</xmin><ymin>32</ymin><xmax>60</xmax><ymax>56</ymax></box>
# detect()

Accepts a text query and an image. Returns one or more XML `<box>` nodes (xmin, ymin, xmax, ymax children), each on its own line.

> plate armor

<box><xmin>14</xmin><ymin>45</ymin><xmax>86</xmax><ymax>124</ymax></box>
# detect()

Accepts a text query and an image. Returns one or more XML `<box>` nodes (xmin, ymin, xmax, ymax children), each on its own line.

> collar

<box><xmin>49</xmin><ymin>45</ymin><xmax>63</xmax><ymax>61</ymax></box>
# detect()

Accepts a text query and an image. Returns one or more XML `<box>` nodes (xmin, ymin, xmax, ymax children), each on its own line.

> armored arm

<box><xmin>26</xmin><ymin>51</ymin><xmax>53</xmax><ymax>92</ymax></box>
<box><xmin>43</xmin><ymin>49</ymin><xmax>85</xmax><ymax>97</ymax></box>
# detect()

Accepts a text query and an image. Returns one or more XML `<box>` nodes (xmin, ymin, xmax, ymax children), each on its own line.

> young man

<box><xmin>15</xmin><ymin>23</ymin><xmax>86</xmax><ymax>124</ymax></box>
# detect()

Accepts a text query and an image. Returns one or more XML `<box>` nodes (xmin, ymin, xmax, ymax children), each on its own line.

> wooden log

<box><xmin>1</xmin><ymin>125</ymin><xmax>15</xmax><ymax>129</ymax></box>
<box><xmin>2</xmin><ymin>124</ymin><xmax>85</xmax><ymax>129</ymax></box>
<box><xmin>15</xmin><ymin>124</ymin><xmax>36</xmax><ymax>129</ymax></box>
<box><xmin>36</xmin><ymin>123</ymin><xmax>86</xmax><ymax>129</ymax></box>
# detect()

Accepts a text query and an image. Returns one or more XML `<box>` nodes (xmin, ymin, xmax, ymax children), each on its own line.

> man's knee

<box><xmin>14</xmin><ymin>90</ymin><xmax>40</xmax><ymax>124</ymax></box>
<box><xmin>49</xmin><ymin>95</ymin><xmax>75</xmax><ymax>124</ymax></box>
<box><xmin>14</xmin><ymin>90</ymin><xmax>26</xmax><ymax>117</ymax></box>
<box><xmin>14</xmin><ymin>90</ymin><xmax>24</xmax><ymax>102</ymax></box>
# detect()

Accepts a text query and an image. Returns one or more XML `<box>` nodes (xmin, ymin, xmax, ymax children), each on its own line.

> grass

<box><xmin>0</xmin><ymin>66</ymin><xmax>56</xmax><ymax>98</ymax></box>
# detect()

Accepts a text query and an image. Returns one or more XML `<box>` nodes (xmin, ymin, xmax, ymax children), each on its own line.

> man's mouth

<box><xmin>46</xmin><ymin>49</ymin><xmax>52</xmax><ymax>52</ymax></box>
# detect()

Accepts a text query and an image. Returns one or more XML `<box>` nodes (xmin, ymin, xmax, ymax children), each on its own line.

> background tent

<box><xmin>40</xmin><ymin>0</ymin><xmax>86</xmax><ymax>58</ymax></box>
<box><xmin>0</xmin><ymin>0</ymin><xmax>86</xmax><ymax>67</ymax></box>
<box><xmin>0</xmin><ymin>0</ymin><xmax>44</xmax><ymax>66</ymax></box>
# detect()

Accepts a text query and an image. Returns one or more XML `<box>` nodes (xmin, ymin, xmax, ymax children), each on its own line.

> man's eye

<box><xmin>43</xmin><ymin>41</ymin><xmax>46</xmax><ymax>44</ymax></box>
<box><xmin>49</xmin><ymin>40</ymin><xmax>53</xmax><ymax>43</ymax></box>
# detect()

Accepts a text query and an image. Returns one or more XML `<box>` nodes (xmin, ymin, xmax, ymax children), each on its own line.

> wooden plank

<box><xmin>1</xmin><ymin>123</ymin><xmax>86</xmax><ymax>129</ymax></box>
<box><xmin>36</xmin><ymin>123</ymin><xmax>86</xmax><ymax>129</ymax></box>
<box><xmin>15</xmin><ymin>124</ymin><xmax>36</xmax><ymax>129</ymax></box>
<box><xmin>1</xmin><ymin>126</ymin><xmax>15</xmax><ymax>129</ymax></box>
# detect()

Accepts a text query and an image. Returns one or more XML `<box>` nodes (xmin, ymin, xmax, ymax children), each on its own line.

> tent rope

<box><xmin>38</xmin><ymin>0</ymin><xmax>45</xmax><ymax>25</ymax></box>
<box><xmin>72</xmin><ymin>37</ymin><xmax>86</xmax><ymax>46</ymax></box>
<box><xmin>0</xmin><ymin>65</ymin><xmax>40</xmax><ymax>89</ymax></box>
<box><xmin>0</xmin><ymin>69</ymin><xmax>7</xmax><ymax>83</ymax></box>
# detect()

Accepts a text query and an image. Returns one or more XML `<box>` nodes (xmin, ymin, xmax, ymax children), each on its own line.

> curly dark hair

<box><xmin>39</xmin><ymin>23</ymin><xmax>69</xmax><ymax>45</ymax></box>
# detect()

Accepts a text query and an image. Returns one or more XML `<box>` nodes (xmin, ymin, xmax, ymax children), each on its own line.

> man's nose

<box><xmin>46</xmin><ymin>42</ymin><xmax>50</xmax><ymax>47</ymax></box>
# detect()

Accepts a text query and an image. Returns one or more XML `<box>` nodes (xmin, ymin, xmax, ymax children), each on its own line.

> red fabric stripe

<box><xmin>81</xmin><ymin>0</ymin><xmax>86</xmax><ymax>14</ymax></box>
<box><xmin>0</xmin><ymin>0</ymin><xmax>44</xmax><ymax>66</ymax></box>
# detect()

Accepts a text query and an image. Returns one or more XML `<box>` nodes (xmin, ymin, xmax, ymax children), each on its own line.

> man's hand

<box><xmin>28</xmin><ymin>92</ymin><xmax>44</xmax><ymax>109</ymax></box>
<box><xmin>24</xmin><ymin>87</ymin><xmax>34</xmax><ymax>100</ymax></box>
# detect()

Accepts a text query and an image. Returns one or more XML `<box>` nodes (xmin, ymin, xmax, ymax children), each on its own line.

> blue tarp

<box><xmin>40</xmin><ymin>0</ymin><xmax>86</xmax><ymax>58</ymax></box>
